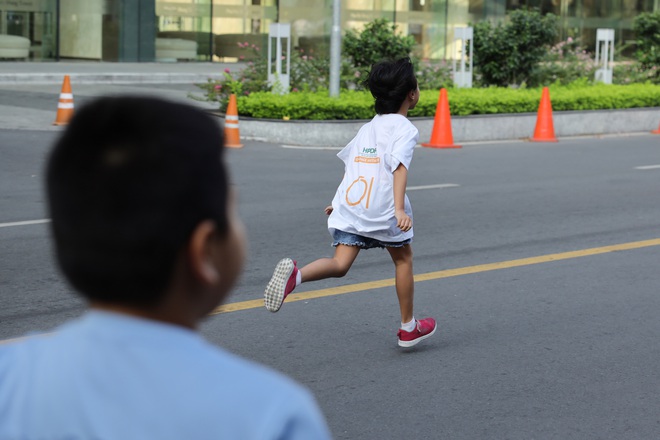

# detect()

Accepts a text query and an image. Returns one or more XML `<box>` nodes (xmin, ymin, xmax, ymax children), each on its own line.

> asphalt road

<box><xmin>1</xmin><ymin>126</ymin><xmax>660</xmax><ymax>439</ymax></box>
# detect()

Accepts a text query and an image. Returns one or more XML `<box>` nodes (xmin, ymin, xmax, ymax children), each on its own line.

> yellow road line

<box><xmin>2</xmin><ymin>238</ymin><xmax>658</xmax><ymax>344</ymax></box>
<box><xmin>211</xmin><ymin>238</ymin><xmax>660</xmax><ymax>315</ymax></box>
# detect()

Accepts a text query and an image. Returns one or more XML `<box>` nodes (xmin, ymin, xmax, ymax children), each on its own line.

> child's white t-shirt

<box><xmin>328</xmin><ymin>113</ymin><xmax>419</xmax><ymax>243</ymax></box>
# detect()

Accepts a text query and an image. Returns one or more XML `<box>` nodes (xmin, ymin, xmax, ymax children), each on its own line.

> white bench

<box><xmin>0</xmin><ymin>35</ymin><xmax>30</xmax><ymax>59</ymax></box>
<box><xmin>155</xmin><ymin>38</ymin><xmax>197</xmax><ymax>62</ymax></box>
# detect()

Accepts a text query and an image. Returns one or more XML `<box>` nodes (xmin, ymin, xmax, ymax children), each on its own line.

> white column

<box><xmin>595</xmin><ymin>28</ymin><xmax>614</xmax><ymax>85</ymax></box>
<box><xmin>453</xmin><ymin>26</ymin><xmax>473</xmax><ymax>88</ymax></box>
<box><xmin>268</xmin><ymin>22</ymin><xmax>291</xmax><ymax>93</ymax></box>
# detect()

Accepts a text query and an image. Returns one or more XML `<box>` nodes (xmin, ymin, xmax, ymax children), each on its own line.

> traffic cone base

<box><xmin>421</xmin><ymin>142</ymin><xmax>462</xmax><ymax>149</ymax></box>
<box><xmin>53</xmin><ymin>75</ymin><xmax>74</xmax><ymax>126</ymax></box>
<box><xmin>530</xmin><ymin>87</ymin><xmax>557</xmax><ymax>142</ymax></box>
<box><xmin>652</xmin><ymin>123</ymin><xmax>660</xmax><ymax>134</ymax></box>
<box><xmin>423</xmin><ymin>88</ymin><xmax>461</xmax><ymax>149</ymax></box>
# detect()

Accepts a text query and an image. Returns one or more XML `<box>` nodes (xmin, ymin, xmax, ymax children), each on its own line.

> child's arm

<box><xmin>393</xmin><ymin>163</ymin><xmax>412</xmax><ymax>232</ymax></box>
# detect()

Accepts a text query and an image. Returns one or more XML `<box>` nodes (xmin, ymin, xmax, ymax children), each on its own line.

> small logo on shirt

<box><xmin>355</xmin><ymin>146</ymin><xmax>380</xmax><ymax>164</ymax></box>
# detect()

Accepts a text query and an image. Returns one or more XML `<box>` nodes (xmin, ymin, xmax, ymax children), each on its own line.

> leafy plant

<box><xmin>194</xmin><ymin>20</ymin><xmax>440</xmax><ymax>110</ymax></box>
<box><xmin>343</xmin><ymin>18</ymin><xmax>416</xmax><ymax>69</ymax></box>
<box><xmin>472</xmin><ymin>9</ymin><xmax>559</xmax><ymax>87</ymax></box>
<box><xmin>194</xmin><ymin>42</ymin><xmax>336</xmax><ymax>110</ymax></box>
<box><xmin>289</xmin><ymin>49</ymin><xmax>329</xmax><ymax>92</ymax></box>
<box><xmin>613</xmin><ymin>62</ymin><xmax>660</xmax><ymax>85</ymax></box>
<box><xmin>633</xmin><ymin>12</ymin><xmax>660</xmax><ymax>80</ymax></box>
<box><xmin>193</xmin><ymin>42</ymin><xmax>270</xmax><ymax>110</ymax></box>
<box><xmin>530</xmin><ymin>37</ymin><xmax>597</xmax><ymax>86</ymax></box>
<box><xmin>416</xmin><ymin>60</ymin><xmax>454</xmax><ymax>90</ymax></box>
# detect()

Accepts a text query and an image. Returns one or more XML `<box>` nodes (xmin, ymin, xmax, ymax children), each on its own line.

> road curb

<box><xmin>230</xmin><ymin>107</ymin><xmax>660</xmax><ymax>147</ymax></box>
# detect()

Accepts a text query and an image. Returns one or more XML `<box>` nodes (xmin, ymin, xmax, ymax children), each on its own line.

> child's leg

<box><xmin>264</xmin><ymin>245</ymin><xmax>359</xmax><ymax>313</ymax></box>
<box><xmin>386</xmin><ymin>244</ymin><xmax>414</xmax><ymax>324</ymax></box>
<box><xmin>300</xmin><ymin>244</ymin><xmax>360</xmax><ymax>283</ymax></box>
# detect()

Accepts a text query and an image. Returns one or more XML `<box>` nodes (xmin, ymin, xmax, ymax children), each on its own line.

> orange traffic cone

<box><xmin>422</xmin><ymin>88</ymin><xmax>461</xmax><ymax>149</ymax></box>
<box><xmin>530</xmin><ymin>87</ymin><xmax>558</xmax><ymax>142</ymax></box>
<box><xmin>652</xmin><ymin>122</ymin><xmax>660</xmax><ymax>134</ymax></box>
<box><xmin>53</xmin><ymin>75</ymin><xmax>74</xmax><ymax>126</ymax></box>
<box><xmin>224</xmin><ymin>94</ymin><xmax>243</xmax><ymax>148</ymax></box>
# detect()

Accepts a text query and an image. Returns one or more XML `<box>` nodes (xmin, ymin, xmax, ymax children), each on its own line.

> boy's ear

<box><xmin>188</xmin><ymin>220</ymin><xmax>221</xmax><ymax>285</ymax></box>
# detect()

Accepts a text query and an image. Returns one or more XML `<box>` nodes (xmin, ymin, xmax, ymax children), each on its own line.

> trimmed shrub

<box><xmin>235</xmin><ymin>83</ymin><xmax>660</xmax><ymax>120</ymax></box>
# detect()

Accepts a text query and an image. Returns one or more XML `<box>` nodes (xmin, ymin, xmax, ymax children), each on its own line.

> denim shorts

<box><xmin>332</xmin><ymin>229</ymin><xmax>412</xmax><ymax>249</ymax></box>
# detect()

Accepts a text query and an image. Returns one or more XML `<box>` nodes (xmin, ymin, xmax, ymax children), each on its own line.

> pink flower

<box><xmin>292</xmin><ymin>88</ymin><xmax>299</xmax><ymax>92</ymax></box>
<box><xmin>214</xmin><ymin>85</ymin><xmax>222</xmax><ymax>90</ymax></box>
<box><xmin>239</xmin><ymin>55</ymin><xmax>245</xmax><ymax>60</ymax></box>
<box><xmin>224</xmin><ymin>68</ymin><xmax>231</xmax><ymax>73</ymax></box>
<box><xmin>567</xmin><ymin>37</ymin><xmax>573</xmax><ymax>43</ymax></box>
<box><xmin>302</xmin><ymin>55</ymin><xmax>308</xmax><ymax>61</ymax></box>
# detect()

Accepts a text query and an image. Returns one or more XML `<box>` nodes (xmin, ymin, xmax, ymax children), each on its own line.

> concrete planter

<box><xmin>230</xmin><ymin>107</ymin><xmax>660</xmax><ymax>147</ymax></box>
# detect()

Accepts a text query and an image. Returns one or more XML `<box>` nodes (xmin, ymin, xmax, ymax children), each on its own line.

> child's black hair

<box><xmin>364</xmin><ymin>57</ymin><xmax>418</xmax><ymax>115</ymax></box>
<box><xmin>46</xmin><ymin>96</ymin><xmax>229</xmax><ymax>307</ymax></box>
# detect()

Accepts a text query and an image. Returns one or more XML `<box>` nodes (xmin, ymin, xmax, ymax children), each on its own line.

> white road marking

<box><xmin>408</xmin><ymin>184</ymin><xmax>460</xmax><ymax>191</ymax></box>
<box><xmin>0</xmin><ymin>219</ymin><xmax>51</xmax><ymax>228</ymax></box>
<box><xmin>634</xmin><ymin>165</ymin><xmax>660</xmax><ymax>170</ymax></box>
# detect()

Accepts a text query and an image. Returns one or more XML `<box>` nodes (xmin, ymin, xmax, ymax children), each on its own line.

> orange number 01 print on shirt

<box><xmin>345</xmin><ymin>176</ymin><xmax>375</xmax><ymax>209</ymax></box>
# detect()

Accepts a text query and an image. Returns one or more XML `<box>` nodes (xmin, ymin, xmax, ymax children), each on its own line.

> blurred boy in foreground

<box><xmin>0</xmin><ymin>96</ymin><xmax>331</xmax><ymax>440</ymax></box>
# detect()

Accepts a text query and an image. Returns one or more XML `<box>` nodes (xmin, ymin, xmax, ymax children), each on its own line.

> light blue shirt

<box><xmin>0</xmin><ymin>311</ymin><xmax>331</xmax><ymax>439</ymax></box>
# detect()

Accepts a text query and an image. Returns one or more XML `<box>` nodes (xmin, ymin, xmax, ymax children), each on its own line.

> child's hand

<box><xmin>324</xmin><ymin>206</ymin><xmax>334</xmax><ymax>215</ymax></box>
<box><xmin>395</xmin><ymin>209</ymin><xmax>412</xmax><ymax>232</ymax></box>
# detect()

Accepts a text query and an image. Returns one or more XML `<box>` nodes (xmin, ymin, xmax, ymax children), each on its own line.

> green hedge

<box><xmin>236</xmin><ymin>83</ymin><xmax>660</xmax><ymax>120</ymax></box>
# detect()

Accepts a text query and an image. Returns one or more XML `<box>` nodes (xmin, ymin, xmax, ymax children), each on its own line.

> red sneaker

<box><xmin>397</xmin><ymin>317</ymin><xmax>437</xmax><ymax>347</ymax></box>
<box><xmin>264</xmin><ymin>258</ymin><xmax>298</xmax><ymax>312</ymax></box>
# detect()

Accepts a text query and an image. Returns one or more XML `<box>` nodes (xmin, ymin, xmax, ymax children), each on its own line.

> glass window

<box><xmin>212</xmin><ymin>0</ymin><xmax>276</xmax><ymax>61</ymax></box>
<box><xmin>0</xmin><ymin>0</ymin><xmax>56</xmax><ymax>60</ymax></box>
<box><xmin>1</xmin><ymin>0</ymin><xmax>657</xmax><ymax>63</ymax></box>
<box><xmin>156</xmin><ymin>0</ymin><xmax>213</xmax><ymax>60</ymax></box>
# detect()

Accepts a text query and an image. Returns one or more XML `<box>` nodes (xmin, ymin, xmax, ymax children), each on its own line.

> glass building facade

<box><xmin>0</xmin><ymin>0</ymin><xmax>657</xmax><ymax>62</ymax></box>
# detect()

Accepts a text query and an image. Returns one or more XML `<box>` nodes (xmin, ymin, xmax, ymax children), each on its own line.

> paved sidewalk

<box><xmin>0</xmin><ymin>61</ymin><xmax>232</xmax><ymax>131</ymax></box>
<box><xmin>0</xmin><ymin>61</ymin><xmax>242</xmax><ymax>84</ymax></box>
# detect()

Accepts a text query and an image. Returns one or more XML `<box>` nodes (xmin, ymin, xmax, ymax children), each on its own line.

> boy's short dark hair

<box><xmin>365</xmin><ymin>57</ymin><xmax>418</xmax><ymax>115</ymax></box>
<box><xmin>47</xmin><ymin>96</ymin><xmax>229</xmax><ymax>307</ymax></box>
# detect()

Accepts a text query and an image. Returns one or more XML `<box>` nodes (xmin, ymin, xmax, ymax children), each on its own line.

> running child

<box><xmin>264</xmin><ymin>57</ymin><xmax>437</xmax><ymax>348</ymax></box>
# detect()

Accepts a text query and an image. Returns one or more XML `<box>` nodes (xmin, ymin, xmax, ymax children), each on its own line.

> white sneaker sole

<box><xmin>264</xmin><ymin>258</ymin><xmax>294</xmax><ymax>313</ymax></box>
<box><xmin>398</xmin><ymin>324</ymin><xmax>437</xmax><ymax>347</ymax></box>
